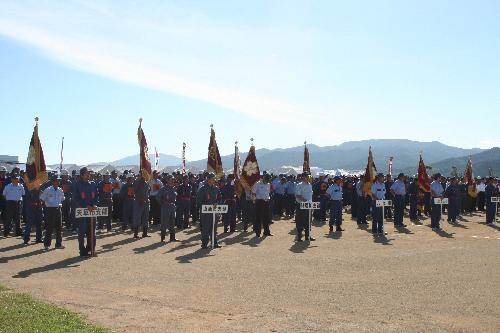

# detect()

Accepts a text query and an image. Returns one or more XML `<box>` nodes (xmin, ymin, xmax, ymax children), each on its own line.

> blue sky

<box><xmin>0</xmin><ymin>0</ymin><xmax>499</xmax><ymax>165</ymax></box>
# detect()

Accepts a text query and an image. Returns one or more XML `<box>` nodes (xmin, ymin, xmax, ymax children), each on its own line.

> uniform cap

<box><xmin>0</xmin><ymin>166</ymin><xmax>7</xmax><ymax>172</ymax></box>
<box><xmin>206</xmin><ymin>172</ymin><xmax>216</xmax><ymax>179</ymax></box>
<box><xmin>51</xmin><ymin>175</ymin><xmax>61</xmax><ymax>181</ymax></box>
<box><xmin>60</xmin><ymin>169</ymin><xmax>69</xmax><ymax>176</ymax></box>
<box><xmin>334</xmin><ymin>176</ymin><xmax>341</xmax><ymax>181</ymax></box>
<box><xmin>103</xmin><ymin>171</ymin><xmax>110</xmax><ymax>176</ymax></box>
<box><xmin>80</xmin><ymin>167</ymin><xmax>88</xmax><ymax>176</ymax></box>
<box><xmin>376</xmin><ymin>173</ymin><xmax>385</xmax><ymax>178</ymax></box>
<box><xmin>397</xmin><ymin>173</ymin><xmax>405</xmax><ymax>178</ymax></box>
<box><xmin>126</xmin><ymin>173</ymin><xmax>135</xmax><ymax>179</ymax></box>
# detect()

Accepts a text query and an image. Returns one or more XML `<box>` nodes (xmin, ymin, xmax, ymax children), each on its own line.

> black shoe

<box><xmin>55</xmin><ymin>245</ymin><xmax>65</xmax><ymax>249</ymax></box>
<box><xmin>307</xmin><ymin>236</ymin><xmax>316</xmax><ymax>241</ymax></box>
<box><xmin>35</xmin><ymin>239</ymin><xmax>43</xmax><ymax>244</ymax></box>
<box><xmin>263</xmin><ymin>233</ymin><xmax>273</xmax><ymax>236</ymax></box>
<box><xmin>256</xmin><ymin>233</ymin><xmax>261</xmax><ymax>237</ymax></box>
<box><xmin>170</xmin><ymin>234</ymin><xmax>179</xmax><ymax>242</ymax></box>
<box><xmin>213</xmin><ymin>243</ymin><xmax>222</xmax><ymax>248</ymax></box>
<box><xmin>142</xmin><ymin>233</ymin><xmax>151</xmax><ymax>238</ymax></box>
<box><xmin>23</xmin><ymin>240</ymin><xmax>29</xmax><ymax>245</ymax></box>
<box><xmin>201</xmin><ymin>244</ymin><xmax>208</xmax><ymax>249</ymax></box>
<box><xmin>336</xmin><ymin>226</ymin><xmax>344</xmax><ymax>232</ymax></box>
<box><xmin>329</xmin><ymin>225</ymin><xmax>333</xmax><ymax>232</ymax></box>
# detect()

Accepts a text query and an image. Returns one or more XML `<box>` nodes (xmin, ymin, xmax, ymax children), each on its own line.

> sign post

<box><xmin>75</xmin><ymin>207</ymin><xmax>109</xmax><ymax>257</ymax></box>
<box><xmin>491</xmin><ymin>197</ymin><xmax>500</xmax><ymax>222</ymax></box>
<box><xmin>375</xmin><ymin>200</ymin><xmax>393</xmax><ymax>234</ymax></box>
<box><xmin>202</xmin><ymin>205</ymin><xmax>228</xmax><ymax>248</ymax></box>
<box><xmin>299</xmin><ymin>201</ymin><xmax>320</xmax><ymax>238</ymax></box>
<box><xmin>433</xmin><ymin>198</ymin><xmax>449</xmax><ymax>226</ymax></box>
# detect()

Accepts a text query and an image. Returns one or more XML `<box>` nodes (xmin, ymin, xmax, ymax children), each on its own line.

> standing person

<box><xmin>40</xmin><ymin>175</ymin><xmax>65</xmax><ymax>249</ymax></box>
<box><xmin>2</xmin><ymin>175</ymin><xmax>25</xmax><ymax>237</ymax></box>
<box><xmin>284</xmin><ymin>175</ymin><xmax>296</xmax><ymax>218</ymax></box>
<box><xmin>156</xmin><ymin>175</ymin><xmax>179</xmax><ymax>242</ymax></box>
<box><xmin>326</xmin><ymin>176</ymin><xmax>344</xmax><ymax>232</ymax></box>
<box><xmin>294</xmin><ymin>172</ymin><xmax>315</xmax><ymax>241</ymax></box>
<box><xmin>22</xmin><ymin>185</ymin><xmax>43</xmax><ymax>245</ymax></box>
<box><xmin>430</xmin><ymin>173</ymin><xmax>444</xmax><ymax>231</ymax></box>
<box><xmin>370</xmin><ymin>173</ymin><xmax>386</xmax><ymax>235</ymax></box>
<box><xmin>476</xmin><ymin>177</ymin><xmax>486</xmax><ymax>211</ymax></box>
<box><xmin>384</xmin><ymin>174</ymin><xmax>394</xmax><ymax>219</ymax></box>
<box><xmin>484</xmin><ymin>177</ymin><xmax>498</xmax><ymax>225</ymax></box>
<box><xmin>241</xmin><ymin>187</ymin><xmax>255</xmax><ymax>233</ymax></box>
<box><xmin>119</xmin><ymin>174</ymin><xmax>135</xmax><ymax>230</ymax></box>
<box><xmin>390</xmin><ymin>173</ymin><xmax>407</xmax><ymax>228</ymax></box>
<box><xmin>133</xmin><ymin>173</ymin><xmax>151</xmax><ymax>238</ymax></box>
<box><xmin>355</xmin><ymin>177</ymin><xmax>367</xmax><ymax>225</ymax></box>
<box><xmin>196</xmin><ymin>173</ymin><xmax>221</xmax><ymax>248</ymax></box>
<box><xmin>97</xmin><ymin>172</ymin><xmax>113</xmax><ymax>231</ymax></box>
<box><xmin>72</xmin><ymin>167</ymin><xmax>98</xmax><ymax>257</ymax></box>
<box><xmin>221</xmin><ymin>175</ymin><xmax>237</xmax><ymax>233</ymax></box>
<box><xmin>110</xmin><ymin>171</ymin><xmax>122</xmax><ymax>222</ymax></box>
<box><xmin>444</xmin><ymin>177</ymin><xmax>461</xmax><ymax>224</ymax></box>
<box><xmin>149</xmin><ymin>171</ymin><xmax>163</xmax><ymax>225</ymax></box>
<box><xmin>59</xmin><ymin>170</ymin><xmax>72</xmax><ymax>229</ymax></box>
<box><xmin>176</xmin><ymin>175</ymin><xmax>192</xmax><ymax>229</ymax></box>
<box><xmin>407</xmin><ymin>176</ymin><xmax>419</xmax><ymax>222</ymax></box>
<box><xmin>252</xmin><ymin>174</ymin><xmax>273</xmax><ymax>237</ymax></box>
<box><xmin>0</xmin><ymin>166</ymin><xmax>7</xmax><ymax>223</ymax></box>
<box><xmin>189</xmin><ymin>174</ymin><xmax>199</xmax><ymax>225</ymax></box>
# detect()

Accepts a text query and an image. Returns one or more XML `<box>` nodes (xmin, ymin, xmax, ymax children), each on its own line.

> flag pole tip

<box><xmin>34</xmin><ymin>117</ymin><xmax>39</xmax><ymax>124</ymax></box>
<box><xmin>139</xmin><ymin>117</ymin><xmax>143</xmax><ymax>124</ymax></box>
<box><xmin>210</xmin><ymin>124</ymin><xmax>213</xmax><ymax>128</ymax></box>
<box><xmin>304</xmin><ymin>141</ymin><xmax>307</xmax><ymax>145</ymax></box>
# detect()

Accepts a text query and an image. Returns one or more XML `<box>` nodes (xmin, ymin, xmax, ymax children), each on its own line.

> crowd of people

<box><xmin>1</xmin><ymin>165</ymin><xmax>499</xmax><ymax>257</ymax></box>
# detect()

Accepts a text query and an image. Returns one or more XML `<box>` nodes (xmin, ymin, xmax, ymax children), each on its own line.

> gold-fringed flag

<box><xmin>207</xmin><ymin>125</ymin><xmax>223</xmax><ymax>177</ymax></box>
<box><xmin>464</xmin><ymin>157</ymin><xmax>473</xmax><ymax>185</ymax></box>
<box><xmin>137</xmin><ymin>118</ymin><xmax>152</xmax><ymax>181</ymax></box>
<box><xmin>233</xmin><ymin>141</ymin><xmax>241</xmax><ymax>179</ymax></box>
<box><xmin>363</xmin><ymin>146</ymin><xmax>377</xmax><ymax>195</ymax></box>
<box><xmin>24</xmin><ymin>117</ymin><xmax>48</xmax><ymax>190</ymax></box>
<box><xmin>417</xmin><ymin>154</ymin><xmax>430</xmax><ymax>192</ymax></box>
<box><xmin>303</xmin><ymin>141</ymin><xmax>310</xmax><ymax>173</ymax></box>
<box><xmin>240</xmin><ymin>139</ymin><xmax>260</xmax><ymax>191</ymax></box>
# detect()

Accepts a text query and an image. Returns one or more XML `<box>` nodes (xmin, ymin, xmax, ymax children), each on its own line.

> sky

<box><xmin>0</xmin><ymin>0</ymin><xmax>499</xmax><ymax>165</ymax></box>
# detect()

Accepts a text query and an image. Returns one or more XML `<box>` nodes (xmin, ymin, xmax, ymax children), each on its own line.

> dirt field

<box><xmin>1</xmin><ymin>211</ymin><xmax>499</xmax><ymax>333</ymax></box>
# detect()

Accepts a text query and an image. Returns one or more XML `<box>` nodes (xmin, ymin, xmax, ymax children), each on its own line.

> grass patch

<box><xmin>0</xmin><ymin>284</ymin><xmax>110</xmax><ymax>333</ymax></box>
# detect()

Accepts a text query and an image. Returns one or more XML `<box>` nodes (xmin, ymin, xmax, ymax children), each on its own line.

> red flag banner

<box><xmin>240</xmin><ymin>145</ymin><xmax>260</xmax><ymax>191</ymax></box>
<box><xmin>417</xmin><ymin>154</ymin><xmax>430</xmax><ymax>192</ymax></box>
<box><xmin>303</xmin><ymin>143</ymin><xmax>310</xmax><ymax>173</ymax></box>
<box><xmin>207</xmin><ymin>126</ymin><xmax>223</xmax><ymax>177</ymax></box>
<box><xmin>137</xmin><ymin>119</ymin><xmax>152</xmax><ymax>181</ymax></box>
<box><xmin>363</xmin><ymin>146</ymin><xmax>377</xmax><ymax>194</ymax></box>
<box><xmin>24</xmin><ymin>118</ymin><xmax>48</xmax><ymax>190</ymax></box>
<box><xmin>464</xmin><ymin>157</ymin><xmax>473</xmax><ymax>185</ymax></box>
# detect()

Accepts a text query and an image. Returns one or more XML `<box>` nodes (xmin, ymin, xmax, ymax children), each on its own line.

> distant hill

<box><xmin>186</xmin><ymin>139</ymin><xmax>484</xmax><ymax>173</ymax></box>
<box><xmin>404</xmin><ymin>147</ymin><xmax>500</xmax><ymax>177</ymax></box>
<box><xmin>111</xmin><ymin>153</ymin><xmax>181</xmax><ymax>167</ymax></box>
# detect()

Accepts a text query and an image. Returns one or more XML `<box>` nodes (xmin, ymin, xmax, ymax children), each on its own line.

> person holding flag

<box><xmin>240</xmin><ymin>140</ymin><xmax>260</xmax><ymax>232</ymax></box>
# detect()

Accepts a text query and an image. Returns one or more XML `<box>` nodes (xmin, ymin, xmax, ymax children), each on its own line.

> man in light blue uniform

<box><xmin>40</xmin><ymin>175</ymin><xmax>65</xmax><ymax>249</ymax></box>
<box><xmin>390</xmin><ymin>173</ymin><xmax>407</xmax><ymax>228</ymax></box>
<box><xmin>327</xmin><ymin>176</ymin><xmax>344</xmax><ymax>232</ymax></box>
<box><xmin>2</xmin><ymin>175</ymin><xmax>25</xmax><ymax>237</ymax></box>
<box><xmin>295</xmin><ymin>172</ymin><xmax>314</xmax><ymax>241</ymax></box>
<box><xmin>371</xmin><ymin>173</ymin><xmax>386</xmax><ymax>235</ymax></box>
<box><xmin>252</xmin><ymin>174</ymin><xmax>273</xmax><ymax>237</ymax></box>
<box><xmin>430</xmin><ymin>173</ymin><xmax>444</xmax><ymax>230</ymax></box>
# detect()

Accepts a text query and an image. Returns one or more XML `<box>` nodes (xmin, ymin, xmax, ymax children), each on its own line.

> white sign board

<box><xmin>491</xmin><ymin>197</ymin><xmax>500</xmax><ymax>203</ymax></box>
<box><xmin>75</xmin><ymin>207</ymin><xmax>109</xmax><ymax>218</ymax></box>
<box><xmin>201</xmin><ymin>205</ymin><xmax>229</xmax><ymax>214</ymax></box>
<box><xmin>434</xmin><ymin>198</ymin><xmax>449</xmax><ymax>205</ymax></box>
<box><xmin>300</xmin><ymin>202</ymin><xmax>320</xmax><ymax>210</ymax></box>
<box><xmin>375</xmin><ymin>200</ymin><xmax>392</xmax><ymax>207</ymax></box>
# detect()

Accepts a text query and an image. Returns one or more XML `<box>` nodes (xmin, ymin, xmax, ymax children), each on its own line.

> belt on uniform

<box><xmin>256</xmin><ymin>199</ymin><xmax>269</xmax><ymax>202</ymax></box>
<box><xmin>179</xmin><ymin>197</ymin><xmax>191</xmax><ymax>200</ymax></box>
<box><xmin>46</xmin><ymin>206</ymin><xmax>61</xmax><ymax>210</ymax></box>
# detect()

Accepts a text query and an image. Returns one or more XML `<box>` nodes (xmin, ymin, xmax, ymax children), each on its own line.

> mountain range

<box><xmin>106</xmin><ymin>139</ymin><xmax>498</xmax><ymax>176</ymax></box>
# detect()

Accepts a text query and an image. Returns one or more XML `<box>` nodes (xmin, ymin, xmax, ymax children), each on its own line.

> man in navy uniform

<box><xmin>157</xmin><ymin>174</ymin><xmax>179</xmax><ymax>242</ymax></box>
<box><xmin>72</xmin><ymin>167</ymin><xmax>98</xmax><ymax>257</ymax></box>
<box><xmin>22</xmin><ymin>182</ymin><xmax>43</xmax><ymax>244</ymax></box>
<box><xmin>149</xmin><ymin>170</ymin><xmax>163</xmax><ymax>225</ymax></box>
<box><xmin>355</xmin><ymin>177</ymin><xmax>367</xmax><ymax>225</ymax></box>
<box><xmin>119</xmin><ymin>174</ymin><xmax>135</xmax><ymax>230</ymax></box>
<box><xmin>97</xmin><ymin>171</ymin><xmax>113</xmax><ymax>231</ymax></box>
<box><xmin>444</xmin><ymin>176</ymin><xmax>461</xmax><ymax>224</ymax></box>
<box><xmin>196</xmin><ymin>173</ymin><xmax>221</xmax><ymax>248</ymax></box>
<box><xmin>59</xmin><ymin>170</ymin><xmax>73</xmax><ymax>229</ymax></box>
<box><xmin>221</xmin><ymin>174</ymin><xmax>237</xmax><ymax>233</ymax></box>
<box><xmin>407</xmin><ymin>176</ymin><xmax>419</xmax><ymax>222</ymax></box>
<box><xmin>390</xmin><ymin>173</ymin><xmax>407</xmax><ymax>228</ymax></box>
<box><xmin>370</xmin><ymin>173</ymin><xmax>386</xmax><ymax>235</ymax></box>
<box><xmin>133</xmin><ymin>173</ymin><xmax>151</xmax><ymax>238</ymax></box>
<box><xmin>176</xmin><ymin>175</ymin><xmax>192</xmax><ymax>229</ymax></box>
<box><xmin>327</xmin><ymin>176</ymin><xmax>344</xmax><ymax>232</ymax></box>
<box><xmin>0</xmin><ymin>166</ymin><xmax>7</xmax><ymax>223</ymax></box>
<box><xmin>485</xmin><ymin>177</ymin><xmax>498</xmax><ymax>225</ymax></box>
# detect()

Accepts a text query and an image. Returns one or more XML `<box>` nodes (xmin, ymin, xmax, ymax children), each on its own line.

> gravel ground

<box><xmin>1</xmin><ymin>211</ymin><xmax>499</xmax><ymax>333</ymax></box>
